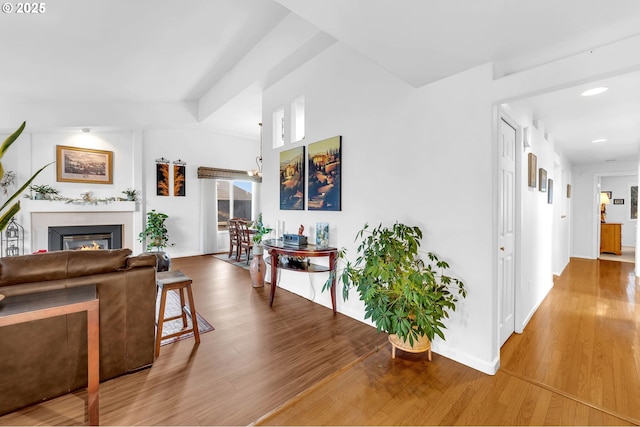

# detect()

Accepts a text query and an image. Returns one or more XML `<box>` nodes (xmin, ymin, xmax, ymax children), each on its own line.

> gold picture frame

<box><xmin>56</xmin><ymin>145</ymin><xmax>113</xmax><ymax>184</ymax></box>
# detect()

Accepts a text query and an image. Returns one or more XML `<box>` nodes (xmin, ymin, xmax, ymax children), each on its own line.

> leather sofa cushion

<box><xmin>0</xmin><ymin>249</ymin><xmax>132</xmax><ymax>287</ymax></box>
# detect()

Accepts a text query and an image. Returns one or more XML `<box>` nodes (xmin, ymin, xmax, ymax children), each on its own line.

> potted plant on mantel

<box><xmin>138</xmin><ymin>209</ymin><xmax>174</xmax><ymax>272</ymax></box>
<box><xmin>325</xmin><ymin>222</ymin><xmax>467</xmax><ymax>360</ymax></box>
<box><xmin>28</xmin><ymin>184</ymin><xmax>60</xmax><ymax>200</ymax></box>
<box><xmin>248</xmin><ymin>213</ymin><xmax>272</xmax><ymax>287</ymax></box>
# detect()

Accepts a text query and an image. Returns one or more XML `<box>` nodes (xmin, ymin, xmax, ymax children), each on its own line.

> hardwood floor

<box><xmin>257</xmin><ymin>258</ymin><xmax>639</xmax><ymax>426</ymax></box>
<box><xmin>1</xmin><ymin>256</ymin><xmax>637</xmax><ymax>425</ymax></box>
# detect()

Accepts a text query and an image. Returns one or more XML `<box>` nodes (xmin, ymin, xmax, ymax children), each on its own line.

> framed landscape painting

<box><xmin>56</xmin><ymin>145</ymin><xmax>113</xmax><ymax>184</ymax></box>
<box><xmin>308</xmin><ymin>136</ymin><xmax>341</xmax><ymax>211</ymax></box>
<box><xmin>280</xmin><ymin>146</ymin><xmax>305</xmax><ymax>210</ymax></box>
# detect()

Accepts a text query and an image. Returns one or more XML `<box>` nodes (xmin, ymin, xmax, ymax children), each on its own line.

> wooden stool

<box><xmin>156</xmin><ymin>270</ymin><xmax>200</xmax><ymax>357</ymax></box>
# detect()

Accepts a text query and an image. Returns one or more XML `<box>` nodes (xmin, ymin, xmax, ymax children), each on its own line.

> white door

<box><xmin>498</xmin><ymin>118</ymin><xmax>516</xmax><ymax>347</ymax></box>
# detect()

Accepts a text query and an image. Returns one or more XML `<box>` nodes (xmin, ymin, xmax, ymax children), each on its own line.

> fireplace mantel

<box><xmin>22</xmin><ymin>199</ymin><xmax>137</xmax><ymax>213</ymax></box>
<box><xmin>21</xmin><ymin>200</ymin><xmax>141</xmax><ymax>254</ymax></box>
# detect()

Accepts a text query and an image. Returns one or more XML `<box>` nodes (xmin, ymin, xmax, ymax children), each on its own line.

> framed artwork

<box><xmin>156</xmin><ymin>158</ymin><xmax>170</xmax><ymax>196</ymax></box>
<box><xmin>280</xmin><ymin>146</ymin><xmax>305</xmax><ymax>210</ymax></box>
<box><xmin>173</xmin><ymin>160</ymin><xmax>186</xmax><ymax>197</ymax></box>
<box><xmin>547</xmin><ymin>179</ymin><xmax>553</xmax><ymax>204</ymax></box>
<box><xmin>631</xmin><ymin>185</ymin><xmax>638</xmax><ymax>219</ymax></box>
<box><xmin>527</xmin><ymin>153</ymin><xmax>537</xmax><ymax>188</ymax></box>
<box><xmin>56</xmin><ymin>145</ymin><xmax>113</xmax><ymax>184</ymax></box>
<box><xmin>538</xmin><ymin>168</ymin><xmax>547</xmax><ymax>192</ymax></box>
<box><xmin>566</xmin><ymin>184</ymin><xmax>571</xmax><ymax>198</ymax></box>
<box><xmin>308</xmin><ymin>136</ymin><xmax>342</xmax><ymax>211</ymax></box>
<box><xmin>613</xmin><ymin>199</ymin><xmax>624</xmax><ymax>205</ymax></box>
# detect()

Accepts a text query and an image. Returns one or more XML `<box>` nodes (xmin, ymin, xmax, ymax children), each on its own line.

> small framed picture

<box><xmin>538</xmin><ymin>168</ymin><xmax>547</xmax><ymax>192</ymax></box>
<box><xmin>613</xmin><ymin>199</ymin><xmax>624</xmax><ymax>205</ymax></box>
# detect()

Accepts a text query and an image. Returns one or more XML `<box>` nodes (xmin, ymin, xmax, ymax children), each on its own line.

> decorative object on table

<box><xmin>275</xmin><ymin>220</ymin><xmax>284</xmax><ymax>239</ymax></box>
<box><xmin>613</xmin><ymin>198</ymin><xmax>624</xmax><ymax>205</ymax></box>
<box><xmin>308</xmin><ymin>135</ymin><xmax>341</xmax><ymax>211</ymax></box>
<box><xmin>547</xmin><ymin>179</ymin><xmax>553</xmax><ymax>204</ymax></box>
<box><xmin>1</xmin><ymin>217</ymin><xmax>24</xmax><ymax>257</ymax></box>
<box><xmin>122</xmin><ymin>188</ymin><xmax>139</xmax><ymax>201</ymax></box>
<box><xmin>173</xmin><ymin>159</ymin><xmax>186</xmax><ymax>197</ymax></box>
<box><xmin>527</xmin><ymin>153</ymin><xmax>537</xmax><ymax>188</ymax></box>
<box><xmin>600</xmin><ymin>191</ymin><xmax>611</xmax><ymax>223</ymax></box>
<box><xmin>279</xmin><ymin>146</ymin><xmax>305</xmax><ymax>210</ymax></box>
<box><xmin>316</xmin><ymin>222</ymin><xmax>329</xmax><ymax>248</ymax></box>
<box><xmin>538</xmin><ymin>168</ymin><xmax>547</xmax><ymax>192</ymax></box>
<box><xmin>298</xmin><ymin>224</ymin><xmax>304</xmax><ymax>235</ymax></box>
<box><xmin>139</xmin><ymin>209</ymin><xmax>173</xmax><ymax>271</ymax></box>
<box><xmin>0</xmin><ymin>121</ymin><xmax>53</xmax><ymax>232</ymax></box>
<box><xmin>249</xmin><ymin>213</ymin><xmax>272</xmax><ymax>288</ymax></box>
<box><xmin>56</xmin><ymin>145</ymin><xmax>113</xmax><ymax>184</ymax></box>
<box><xmin>325</xmin><ymin>222</ymin><xmax>466</xmax><ymax>360</ymax></box>
<box><xmin>156</xmin><ymin>157</ymin><xmax>170</xmax><ymax>196</ymax></box>
<box><xmin>283</xmin><ymin>233</ymin><xmax>307</xmax><ymax>247</ymax></box>
<box><xmin>28</xmin><ymin>184</ymin><xmax>59</xmax><ymax>200</ymax></box>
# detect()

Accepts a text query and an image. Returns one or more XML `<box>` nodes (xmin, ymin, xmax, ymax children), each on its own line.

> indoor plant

<box><xmin>250</xmin><ymin>212</ymin><xmax>273</xmax><ymax>250</ymax></box>
<box><xmin>122</xmin><ymin>188</ymin><xmax>139</xmax><ymax>201</ymax></box>
<box><xmin>326</xmin><ymin>222</ymin><xmax>466</xmax><ymax>357</ymax></box>
<box><xmin>28</xmin><ymin>184</ymin><xmax>60</xmax><ymax>200</ymax></box>
<box><xmin>138</xmin><ymin>209</ymin><xmax>173</xmax><ymax>271</ymax></box>
<box><xmin>1</xmin><ymin>121</ymin><xmax>52</xmax><ymax>231</ymax></box>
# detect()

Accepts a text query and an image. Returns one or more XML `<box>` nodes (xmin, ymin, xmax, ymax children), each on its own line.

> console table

<box><xmin>0</xmin><ymin>285</ymin><xmax>100</xmax><ymax>425</ymax></box>
<box><xmin>262</xmin><ymin>239</ymin><xmax>338</xmax><ymax>314</ymax></box>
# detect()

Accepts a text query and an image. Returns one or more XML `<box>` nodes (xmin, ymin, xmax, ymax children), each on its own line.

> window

<box><xmin>273</xmin><ymin>107</ymin><xmax>285</xmax><ymax>148</ymax></box>
<box><xmin>291</xmin><ymin>95</ymin><xmax>305</xmax><ymax>143</ymax></box>
<box><xmin>217</xmin><ymin>180</ymin><xmax>253</xmax><ymax>231</ymax></box>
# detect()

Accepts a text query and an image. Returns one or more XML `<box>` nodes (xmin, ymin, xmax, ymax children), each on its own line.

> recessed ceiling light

<box><xmin>592</xmin><ymin>138</ymin><xmax>607</xmax><ymax>143</ymax></box>
<box><xmin>581</xmin><ymin>87</ymin><xmax>608</xmax><ymax>97</ymax></box>
<box><xmin>81</xmin><ymin>128</ymin><xmax>91</xmax><ymax>133</ymax></box>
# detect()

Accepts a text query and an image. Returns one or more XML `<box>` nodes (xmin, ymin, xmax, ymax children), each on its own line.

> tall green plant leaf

<box><xmin>0</xmin><ymin>121</ymin><xmax>26</xmax><ymax>159</ymax></box>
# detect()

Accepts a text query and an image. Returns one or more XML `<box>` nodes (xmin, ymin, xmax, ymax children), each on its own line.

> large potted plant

<box><xmin>327</xmin><ymin>222</ymin><xmax>466</xmax><ymax>360</ymax></box>
<box><xmin>138</xmin><ymin>209</ymin><xmax>173</xmax><ymax>271</ymax></box>
<box><xmin>1</xmin><ymin>121</ymin><xmax>52</xmax><ymax>231</ymax></box>
<box><xmin>249</xmin><ymin>212</ymin><xmax>272</xmax><ymax>287</ymax></box>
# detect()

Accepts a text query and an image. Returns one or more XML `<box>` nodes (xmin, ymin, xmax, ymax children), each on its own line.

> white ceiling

<box><xmin>2</xmin><ymin>0</ymin><xmax>640</xmax><ymax>165</ymax></box>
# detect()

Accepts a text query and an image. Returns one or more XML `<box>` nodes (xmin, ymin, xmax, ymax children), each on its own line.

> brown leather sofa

<box><xmin>0</xmin><ymin>248</ymin><xmax>157</xmax><ymax>415</ymax></box>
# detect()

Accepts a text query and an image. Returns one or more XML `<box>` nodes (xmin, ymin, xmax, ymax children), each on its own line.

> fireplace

<box><xmin>48</xmin><ymin>225</ymin><xmax>123</xmax><ymax>251</ymax></box>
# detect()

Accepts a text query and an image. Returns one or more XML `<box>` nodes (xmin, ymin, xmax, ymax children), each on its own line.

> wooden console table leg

<box><xmin>329</xmin><ymin>251</ymin><xmax>337</xmax><ymax>314</ymax></box>
<box><xmin>268</xmin><ymin>249</ymin><xmax>278</xmax><ymax>307</ymax></box>
<box><xmin>87</xmin><ymin>302</ymin><xmax>100</xmax><ymax>426</ymax></box>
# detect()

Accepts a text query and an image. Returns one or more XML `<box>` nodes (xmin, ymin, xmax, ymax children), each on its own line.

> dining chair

<box><xmin>236</xmin><ymin>220</ymin><xmax>253</xmax><ymax>264</ymax></box>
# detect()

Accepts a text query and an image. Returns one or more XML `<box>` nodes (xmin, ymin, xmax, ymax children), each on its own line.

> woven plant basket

<box><xmin>388</xmin><ymin>333</ymin><xmax>432</xmax><ymax>361</ymax></box>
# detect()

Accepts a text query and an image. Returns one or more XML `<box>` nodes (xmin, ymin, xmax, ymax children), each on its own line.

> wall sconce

<box><xmin>523</xmin><ymin>126</ymin><xmax>532</xmax><ymax>148</ymax></box>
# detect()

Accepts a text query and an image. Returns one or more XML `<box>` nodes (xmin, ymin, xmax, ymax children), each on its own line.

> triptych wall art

<box><xmin>279</xmin><ymin>136</ymin><xmax>342</xmax><ymax>211</ymax></box>
<box><xmin>156</xmin><ymin>157</ymin><xmax>186</xmax><ymax>197</ymax></box>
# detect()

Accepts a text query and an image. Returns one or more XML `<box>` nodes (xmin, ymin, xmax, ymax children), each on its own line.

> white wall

<box><xmin>262</xmin><ymin>35</ymin><xmax>640</xmax><ymax>374</ymax></box>
<box><xmin>3</xmin><ymin>127</ymin><xmax>257</xmax><ymax>256</ymax></box>
<box><xmin>600</xmin><ymin>175</ymin><xmax>638</xmax><ymax>246</ymax></box>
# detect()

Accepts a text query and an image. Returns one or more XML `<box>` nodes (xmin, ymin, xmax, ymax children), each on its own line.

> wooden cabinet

<box><xmin>600</xmin><ymin>223</ymin><xmax>622</xmax><ymax>255</ymax></box>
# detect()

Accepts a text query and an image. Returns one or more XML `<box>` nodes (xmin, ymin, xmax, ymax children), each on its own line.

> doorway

<box><xmin>597</xmin><ymin>173</ymin><xmax>638</xmax><ymax>264</ymax></box>
<box><xmin>498</xmin><ymin>115</ymin><xmax>518</xmax><ymax>347</ymax></box>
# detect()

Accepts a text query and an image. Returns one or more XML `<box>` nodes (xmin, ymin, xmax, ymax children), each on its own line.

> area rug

<box><xmin>213</xmin><ymin>253</ymin><xmax>251</xmax><ymax>271</ymax></box>
<box><xmin>156</xmin><ymin>289</ymin><xmax>214</xmax><ymax>346</ymax></box>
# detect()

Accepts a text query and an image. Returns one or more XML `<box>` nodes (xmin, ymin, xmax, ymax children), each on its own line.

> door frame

<box><xmin>497</xmin><ymin>111</ymin><xmax>524</xmax><ymax>345</ymax></box>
